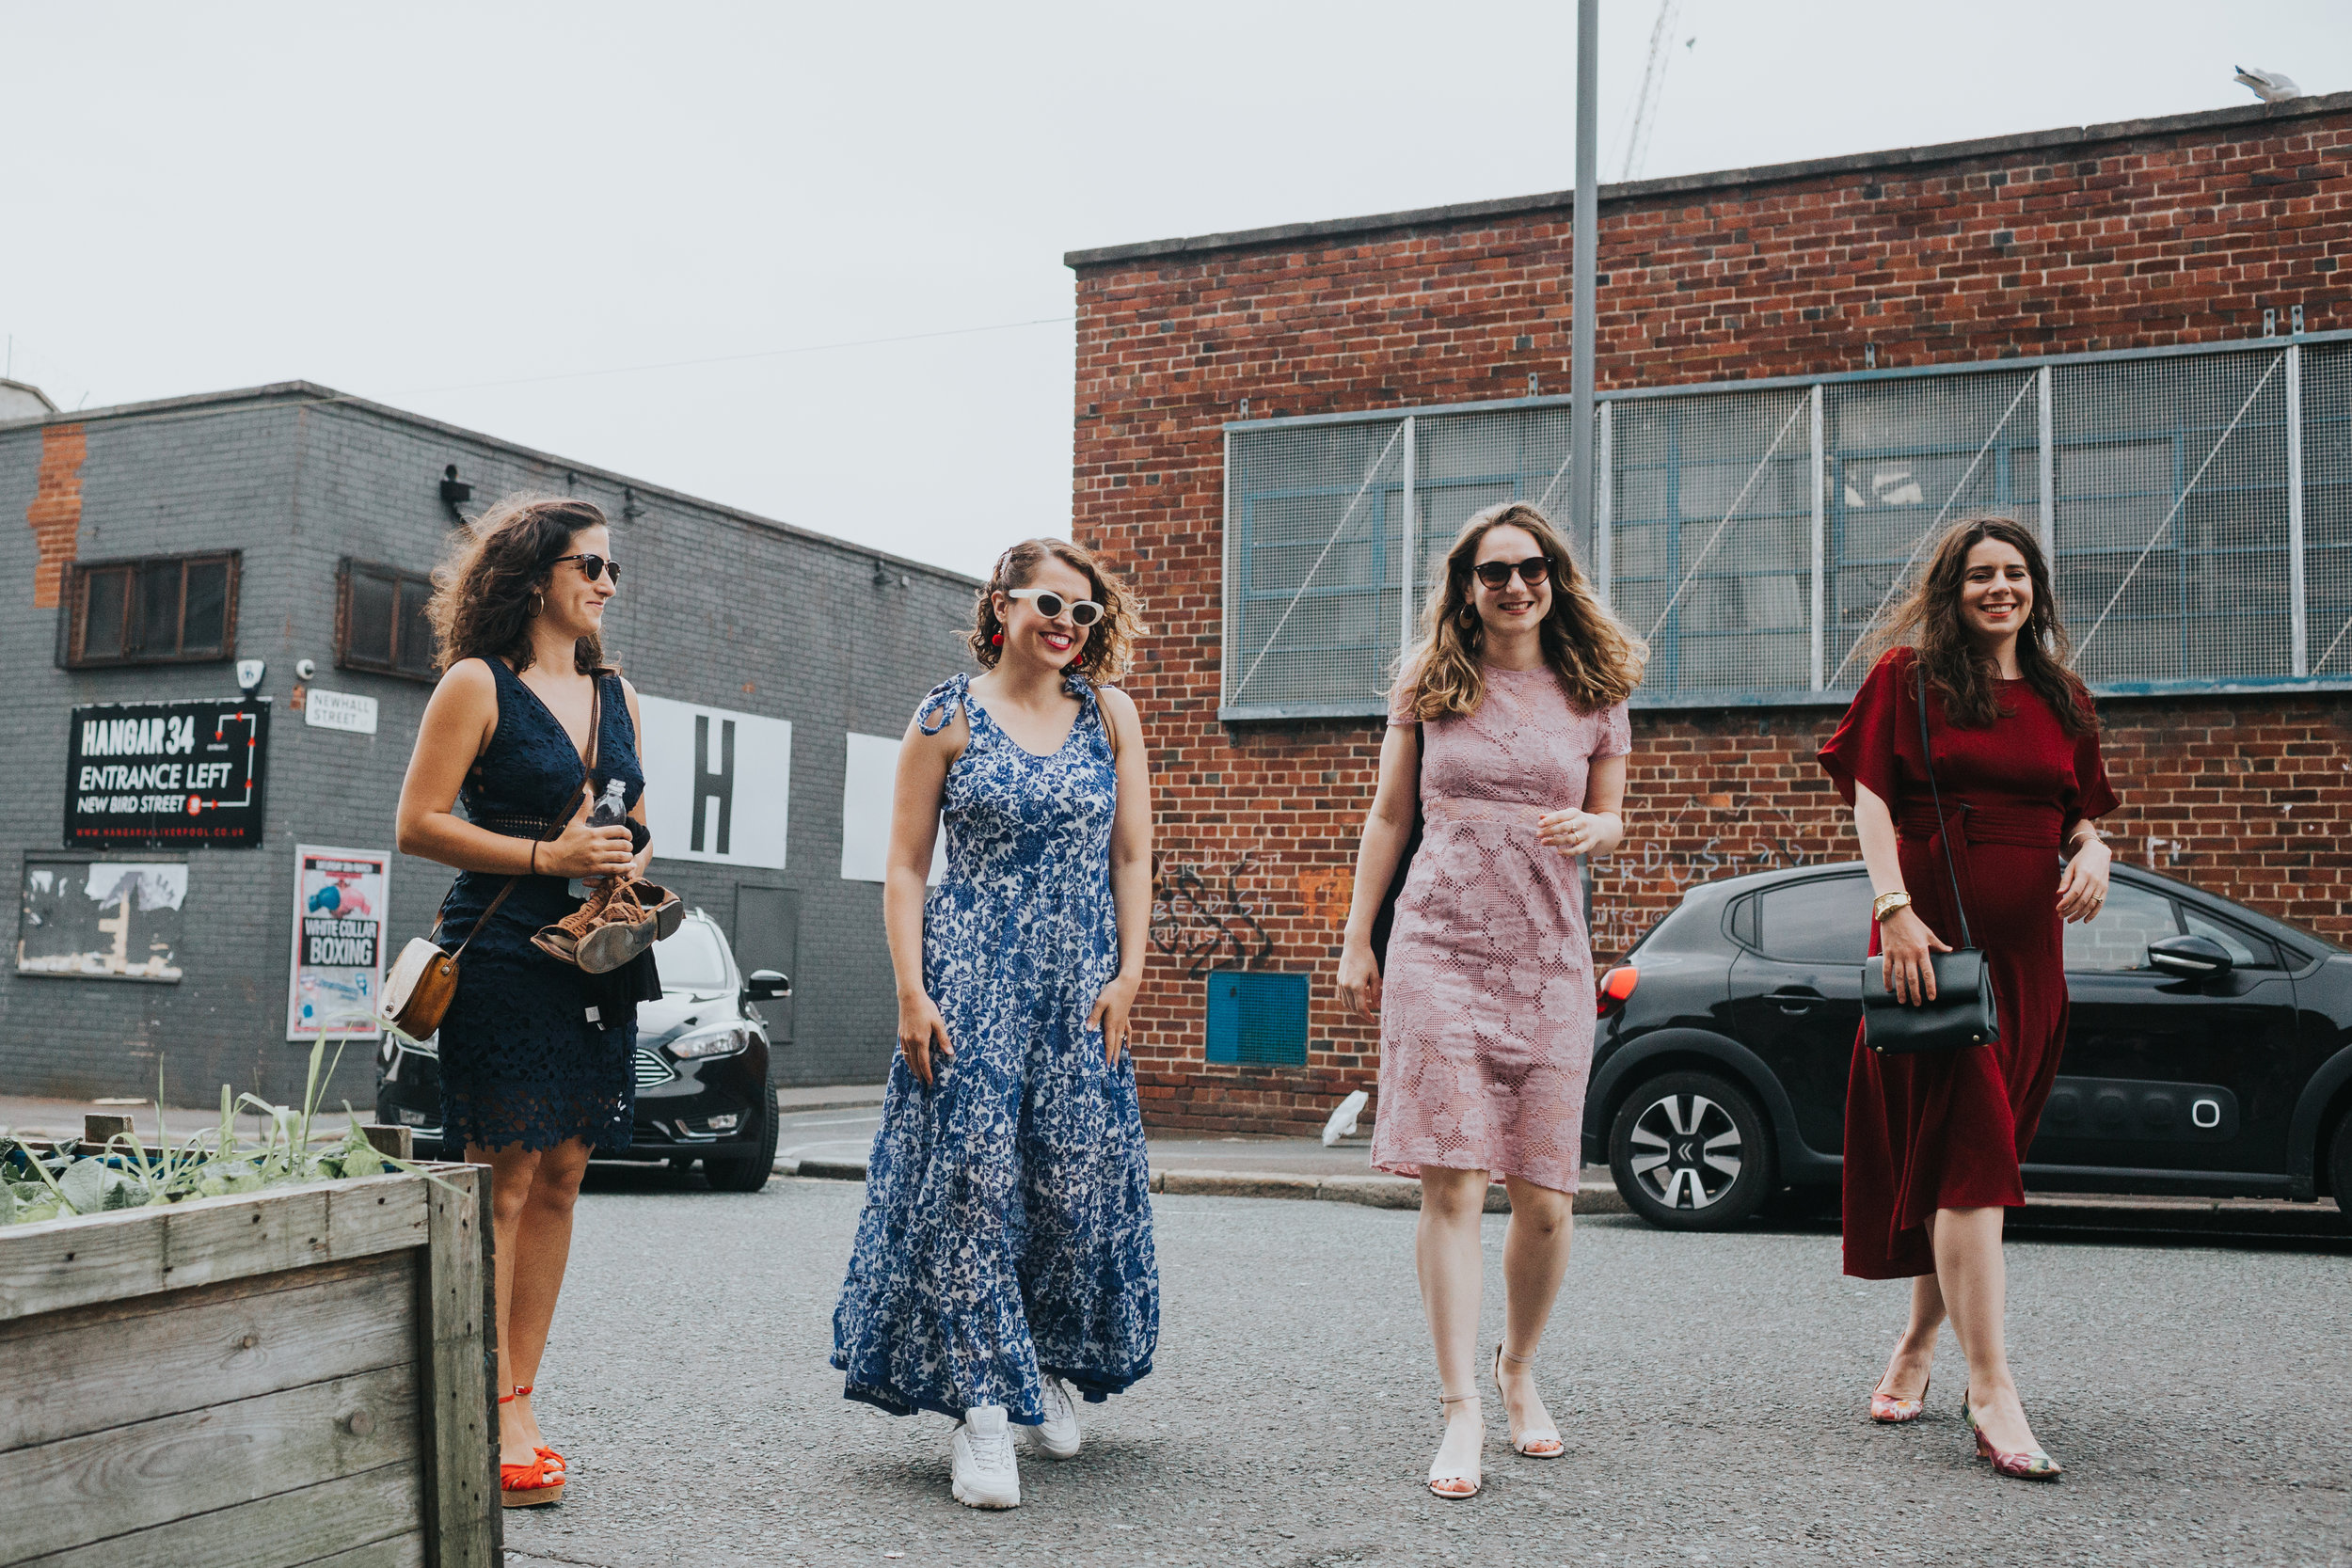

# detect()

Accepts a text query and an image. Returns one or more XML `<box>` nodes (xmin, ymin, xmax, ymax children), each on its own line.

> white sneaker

<box><xmin>950</xmin><ymin>1406</ymin><xmax>1021</xmax><ymax>1509</ymax></box>
<box><xmin>1025</xmin><ymin>1376</ymin><xmax>1082</xmax><ymax>1460</ymax></box>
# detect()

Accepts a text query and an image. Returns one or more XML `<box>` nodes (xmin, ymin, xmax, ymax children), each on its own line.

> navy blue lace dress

<box><xmin>435</xmin><ymin>658</ymin><xmax>644</xmax><ymax>1155</ymax></box>
<box><xmin>832</xmin><ymin>672</ymin><xmax>1159</xmax><ymax>1424</ymax></box>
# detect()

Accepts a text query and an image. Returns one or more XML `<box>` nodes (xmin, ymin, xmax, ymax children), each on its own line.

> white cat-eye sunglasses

<box><xmin>1004</xmin><ymin>587</ymin><xmax>1104</xmax><ymax>626</ymax></box>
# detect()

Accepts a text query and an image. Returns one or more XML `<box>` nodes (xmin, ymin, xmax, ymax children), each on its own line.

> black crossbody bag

<box><xmin>1862</xmin><ymin>664</ymin><xmax>2001</xmax><ymax>1055</ymax></box>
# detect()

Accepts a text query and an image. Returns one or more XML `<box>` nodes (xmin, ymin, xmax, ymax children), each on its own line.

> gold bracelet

<box><xmin>1871</xmin><ymin>891</ymin><xmax>1913</xmax><ymax>924</ymax></box>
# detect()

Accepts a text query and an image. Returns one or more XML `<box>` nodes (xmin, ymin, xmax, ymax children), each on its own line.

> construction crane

<box><xmin>1619</xmin><ymin>0</ymin><xmax>1684</xmax><ymax>182</ymax></box>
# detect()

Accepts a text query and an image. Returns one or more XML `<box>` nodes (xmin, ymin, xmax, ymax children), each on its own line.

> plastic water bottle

<box><xmin>588</xmin><ymin>777</ymin><xmax>629</xmax><ymax>829</ymax></box>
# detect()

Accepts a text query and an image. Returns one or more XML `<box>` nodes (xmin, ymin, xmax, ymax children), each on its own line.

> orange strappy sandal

<box><xmin>516</xmin><ymin>1385</ymin><xmax>565</xmax><ymax>1478</ymax></box>
<box><xmin>499</xmin><ymin>1392</ymin><xmax>564</xmax><ymax>1507</ymax></box>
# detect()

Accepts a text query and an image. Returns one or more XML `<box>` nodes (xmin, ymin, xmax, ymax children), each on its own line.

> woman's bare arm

<box><xmin>1335</xmin><ymin>722</ymin><xmax>1423</xmax><ymax>1021</ymax></box>
<box><xmin>885</xmin><ymin>708</ymin><xmax>961</xmax><ymax>1085</ymax></box>
<box><xmin>1854</xmin><ymin>781</ymin><xmax>1947</xmax><ymax>1005</ymax></box>
<box><xmin>1087</xmin><ymin>686</ymin><xmax>1152</xmax><ymax>1064</ymax></box>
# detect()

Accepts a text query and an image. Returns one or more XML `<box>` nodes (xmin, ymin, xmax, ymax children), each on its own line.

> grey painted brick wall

<box><xmin>0</xmin><ymin>385</ymin><xmax>977</xmax><ymax>1113</ymax></box>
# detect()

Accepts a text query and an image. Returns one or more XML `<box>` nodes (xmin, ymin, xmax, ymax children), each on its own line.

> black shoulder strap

<box><xmin>1915</xmin><ymin>659</ymin><xmax>1974</xmax><ymax>950</ymax></box>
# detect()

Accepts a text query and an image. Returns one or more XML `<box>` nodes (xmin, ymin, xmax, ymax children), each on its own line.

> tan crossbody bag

<box><xmin>379</xmin><ymin>679</ymin><xmax>599</xmax><ymax>1040</ymax></box>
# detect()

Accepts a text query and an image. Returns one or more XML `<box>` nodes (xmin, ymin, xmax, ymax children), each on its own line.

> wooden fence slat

<box><xmin>0</xmin><ymin>1365</ymin><xmax>421</xmax><ymax>1563</ymax></box>
<box><xmin>0</xmin><ymin>1206</ymin><xmax>167</xmax><ymax>1322</ymax></box>
<box><xmin>0</xmin><ymin>1254</ymin><xmax>416</xmax><ymax>1454</ymax></box>
<box><xmin>8</xmin><ymin>1460</ymin><xmax>424</xmax><ymax>1568</ymax></box>
<box><xmin>162</xmin><ymin>1188</ymin><xmax>330</xmax><ymax>1291</ymax></box>
<box><xmin>290</xmin><ymin>1534</ymin><xmax>428</xmax><ymax>1568</ymax></box>
<box><xmin>0</xmin><ymin>1173</ymin><xmax>444</xmax><ymax>1323</ymax></box>
<box><xmin>326</xmin><ymin>1174</ymin><xmax>431</xmax><ymax>1260</ymax></box>
<box><xmin>416</xmin><ymin>1165</ymin><xmax>497</xmax><ymax>1568</ymax></box>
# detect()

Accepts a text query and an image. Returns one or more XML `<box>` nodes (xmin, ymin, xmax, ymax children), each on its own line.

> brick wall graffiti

<box><xmin>1590</xmin><ymin>792</ymin><xmax>1831</xmax><ymax>958</ymax></box>
<box><xmin>1150</xmin><ymin>851</ymin><xmax>1274</xmax><ymax>976</ymax></box>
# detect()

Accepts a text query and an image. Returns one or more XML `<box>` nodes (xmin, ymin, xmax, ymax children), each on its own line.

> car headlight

<box><xmin>667</xmin><ymin>1023</ymin><xmax>752</xmax><ymax>1060</ymax></box>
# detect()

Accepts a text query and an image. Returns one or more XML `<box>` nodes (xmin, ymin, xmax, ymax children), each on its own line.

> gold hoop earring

<box><xmin>531</xmin><ymin>592</ymin><xmax>545</xmax><ymax>616</ymax></box>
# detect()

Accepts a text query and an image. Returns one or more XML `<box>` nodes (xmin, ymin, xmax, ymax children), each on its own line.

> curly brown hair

<box><xmin>426</xmin><ymin>494</ymin><xmax>613</xmax><ymax>676</ymax></box>
<box><xmin>1401</xmin><ymin>501</ymin><xmax>1647</xmax><ymax>719</ymax></box>
<box><xmin>968</xmin><ymin>538</ymin><xmax>1145</xmax><ymax>682</ymax></box>
<box><xmin>1875</xmin><ymin>515</ymin><xmax>2093</xmax><ymax>736</ymax></box>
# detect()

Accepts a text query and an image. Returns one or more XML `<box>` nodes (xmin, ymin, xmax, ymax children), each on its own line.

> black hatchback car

<box><xmin>375</xmin><ymin>908</ymin><xmax>791</xmax><ymax>1191</ymax></box>
<box><xmin>1585</xmin><ymin>861</ymin><xmax>2352</xmax><ymax>1230</ymax></box>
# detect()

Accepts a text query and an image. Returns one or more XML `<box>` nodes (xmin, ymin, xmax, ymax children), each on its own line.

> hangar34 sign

<box><xmin>65</xmin><ymin>699</ymin><xmax>271</xmax><ymax>848</ymax></box>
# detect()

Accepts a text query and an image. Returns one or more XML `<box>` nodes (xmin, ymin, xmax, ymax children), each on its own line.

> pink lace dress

<box><xmin>1369</xmin><ymin>665</ymin><xmax>1631</xmax><ymax>1194</ymax></box>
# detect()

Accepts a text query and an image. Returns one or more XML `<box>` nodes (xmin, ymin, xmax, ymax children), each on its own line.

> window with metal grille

<box><xmin>1222</xmin><ymin>333</ymin><xmax>2352</xmax><ymax>714</ymax></box>
<box><xmin>61</xmin><ymin>552</ymin><xmax>239</xmax><ymax>668</ymax></box>
<box><xmin>336</xmin><ymin>559</ymin><xmax>438</xmax><ymax>680</ymax></box>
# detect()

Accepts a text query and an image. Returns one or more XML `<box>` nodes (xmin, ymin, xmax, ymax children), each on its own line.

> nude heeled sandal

<box><xmin>1494</xmin><ymin>1346</ymin><xmax>1564</xmax><ymax>1457</ymax></box>
<box><xmin>1428</xmin><ymin>1392</ymin><xmax>1483</xmax><ymax>1499</ymax></box>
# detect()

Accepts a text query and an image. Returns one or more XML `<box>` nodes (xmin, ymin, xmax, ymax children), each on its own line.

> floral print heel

<box><xmin>1963</xmin><ymin>1394</ymin><xmax>2061</xmax><ymax>1481</ymax></box>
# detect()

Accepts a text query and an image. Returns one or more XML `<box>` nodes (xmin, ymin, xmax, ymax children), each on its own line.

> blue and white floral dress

<box><xmin>832</xmin><ymin>671</ymin><xmax>1159</xmax><ymax>1424</ymax></box>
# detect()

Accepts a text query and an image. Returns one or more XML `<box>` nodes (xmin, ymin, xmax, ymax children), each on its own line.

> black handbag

<box><xmin>1367</xmin><ymin>722</ymin><xmax>1425</xmax><ymax>968</ymax></box>
<box><xmin>1862</xmin><ymin>664</ymin><xmax>2001</xmax><ymax>1055</ymax></box>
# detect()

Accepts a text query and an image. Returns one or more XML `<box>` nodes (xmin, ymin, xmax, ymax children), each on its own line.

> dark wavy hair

<box><xmin>427</xmin><ymin>494</ymin><xmax>612</xmax><ymax>676</ymax></box>
<box><xmin>1877</xmin><ymin>515</ymin><xmax>2092</xmax><ymax>736</ymax></box>
<box><xmin>968</xmin><ymin>537</ymin><xmax>1144</xmax><ymax>682</ymax></box>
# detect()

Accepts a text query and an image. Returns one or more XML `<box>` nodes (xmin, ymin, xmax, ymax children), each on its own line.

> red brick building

<box><xmin>1064</xmin><ymin>95</ymin><xmax>2352</xmax><ymax>1133</ymax></box>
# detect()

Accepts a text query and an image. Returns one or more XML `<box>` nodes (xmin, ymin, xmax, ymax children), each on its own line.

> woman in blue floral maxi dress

<box><xmin>833</xmin><ymin>538</ymin><xmax>1157</xmax><ymax>1511</ymax></box>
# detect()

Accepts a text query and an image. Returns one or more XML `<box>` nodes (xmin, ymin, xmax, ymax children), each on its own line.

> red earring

<box><xmin>991</xmin><ymin>631</ymin><xmax>1003</xmax><ymax>646</ymax></box>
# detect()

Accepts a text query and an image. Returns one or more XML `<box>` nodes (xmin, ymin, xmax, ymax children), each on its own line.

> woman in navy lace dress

<box><xmin>397</xmin><ymin>495</ymin><xmax>654</xmax><ymax>1507</ymax></box>
<box><xmin>833</xmin><ymin>538</ymin><xmax>1157</xmax><ymax>1512</ymax></box>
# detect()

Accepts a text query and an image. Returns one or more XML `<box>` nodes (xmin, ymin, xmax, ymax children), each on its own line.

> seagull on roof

<box><xmin>2235</xmin><ymin>65</ymin><xmax>2301</xmax><ymax>103</ymax></box>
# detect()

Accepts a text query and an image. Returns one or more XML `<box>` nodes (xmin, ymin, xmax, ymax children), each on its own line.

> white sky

<box><xmin>5</xmin><ymin>2</ymin><xmax>2344</xmax><ymax>578</ymax></box>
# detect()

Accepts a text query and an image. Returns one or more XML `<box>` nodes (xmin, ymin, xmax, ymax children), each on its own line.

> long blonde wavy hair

<box><xmin>1398</xmin><ymin>501</ymin><xmax>1646</xmax><ymax>720</ymax></box>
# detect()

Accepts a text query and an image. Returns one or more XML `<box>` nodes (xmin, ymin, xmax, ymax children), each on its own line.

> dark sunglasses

<box><xmin>1472</xmin><ymin>556</ymin><xmax>1552</xmax><ymax>589</ymax></box>
<box><xmin>551</xmin><ymin>552</ymin><xmax>623</xmax><ymax>585</ymax></box>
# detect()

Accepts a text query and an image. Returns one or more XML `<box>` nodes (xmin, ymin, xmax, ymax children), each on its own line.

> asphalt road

<box><xmin>501</xmin><ymin>1167</ymin><xmax>2348</xmax><ymax>1568</ymax></box>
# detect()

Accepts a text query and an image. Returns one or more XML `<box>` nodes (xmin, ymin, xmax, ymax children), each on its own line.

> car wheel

<box><xmin>1609</xmin><ymin>1070</ymin><xmax>1775</xmax><ymax>1231</ymax></box>
<box><xmin>703</xmin><ymin>1088</ymin><xmax>780</xmax><ymax>1194</ymax></box>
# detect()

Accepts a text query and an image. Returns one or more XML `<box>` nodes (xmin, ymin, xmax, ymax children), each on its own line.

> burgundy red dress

<box><xmin>1818</xmin><ymin>648</ymin><xmax>2118</xmax><ymax>1280</ymax></box>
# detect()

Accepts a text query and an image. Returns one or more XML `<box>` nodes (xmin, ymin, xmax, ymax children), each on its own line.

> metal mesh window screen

<box><xmin>2304</xmin><ymin>342</ymin><xmax>2352</xmax><ymax>675</ymax></box>
<box><xmin>1221</xmin><ymin>336</ymin><xmax>2352</xmax><ymax>715</ymax></box>
<box><xmin>1224</xmin><ymin>420</ymin><xmax>1406</xmax><ymax>713</ymax></box>
<box><xmin>1608</xmin><ymin>388</ymin><xmax>1813</xmax><ymax>697</ymax></box>
<box><xmin>1822</xmin><ymin>371</ymin><xmax>2041</xmax><ymax>687</ymax></box>
<box><xmin>2057</xmin><ymin>349</ymin><xmax>2292</xmax><ymax>688</ymax></box>
<box><xmin>1409</xmin><ymin>405</ymin><xmax>1589</xmax><ymax>612</ymax></box>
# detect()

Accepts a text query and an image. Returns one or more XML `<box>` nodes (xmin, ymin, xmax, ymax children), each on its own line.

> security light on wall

<box><xmin>236</xmin><ymin>659</ymin><xmax>265</xmax><ymax>697</ymax></box>
<box><xmin>439</xmin><ymin>464</ymin><xmax>473</xmax><ymax>526</ymax></box>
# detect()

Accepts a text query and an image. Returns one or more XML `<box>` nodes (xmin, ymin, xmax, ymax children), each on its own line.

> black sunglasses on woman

<box><xmin>549</xmin><ymin>553</ymin><xmax>623</xmax><ymax>584</ymax></box>
<box><xmin>1473</xmin><ymin>556</ymin><xmax>1551</xmax><ymax>589</ymax></box>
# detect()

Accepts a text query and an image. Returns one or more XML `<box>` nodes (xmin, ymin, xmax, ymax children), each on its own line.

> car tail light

<box><xmin>1597</xmin><ymin>964</ymin><xmax>1639</xmax><ymax>1015</ymax></box>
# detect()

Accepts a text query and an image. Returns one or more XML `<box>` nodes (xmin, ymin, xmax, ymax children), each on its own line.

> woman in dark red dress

<box><xmin>1819</xmin><ymin>516</ymin><xmax>2117</xmax><ymax>1481</ymax></box>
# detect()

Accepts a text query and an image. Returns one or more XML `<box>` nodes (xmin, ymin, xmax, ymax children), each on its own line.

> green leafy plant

<box><xmin>0</xmin><ymin>1037</ymin><xmax>446</xmax><ymax>1228</ymax></box>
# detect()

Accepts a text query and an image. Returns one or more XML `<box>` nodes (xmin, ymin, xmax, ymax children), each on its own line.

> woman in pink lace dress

<box><xmin>1338</xmin><ymin>501</ymin><xmax>1645</xmax><ymax>1501</ymax></box>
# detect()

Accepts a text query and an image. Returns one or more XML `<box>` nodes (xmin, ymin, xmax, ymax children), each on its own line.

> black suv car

<box><xmin>376</xmin><ymin>908</ymin><xmax>790</xmax><ymax>1190</ymax></box>
<box><xmin>1586</xmin><ymin>861</ymin><xmax>2352</xmax><ymax>1230</ymax></box>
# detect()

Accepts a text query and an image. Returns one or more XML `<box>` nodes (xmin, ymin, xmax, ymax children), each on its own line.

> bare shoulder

<box><xmin>1093</xmin><ymin>682</ymin><xmax>1141</xmax><ymax>727</ymax></box>
<box><xmin>432</xmin><ymin>657</ymin><xmax>499</xmax><ymax>710</ymax></box>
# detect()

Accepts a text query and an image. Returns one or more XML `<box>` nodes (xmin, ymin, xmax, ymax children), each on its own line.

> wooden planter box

<box><xmin>0</xmin><ymin>1164</ymin><xmax>500</xmax><ymax>1568</ymax></box>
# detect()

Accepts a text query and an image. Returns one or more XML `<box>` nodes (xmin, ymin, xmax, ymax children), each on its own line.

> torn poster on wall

<box><xmin>287</xmin><ymin>845</ymin><xmax>389</xmax><ymax>1041</ymax></box>
<box><xmin>18</xmin><ymin>860</ymin><xmax>186</xmax><ymax>981</ymax></box>
<box><xmin>64</xmin><ymin>698</ymin><xmax>272</xmax><ymax>848</ymax></box>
